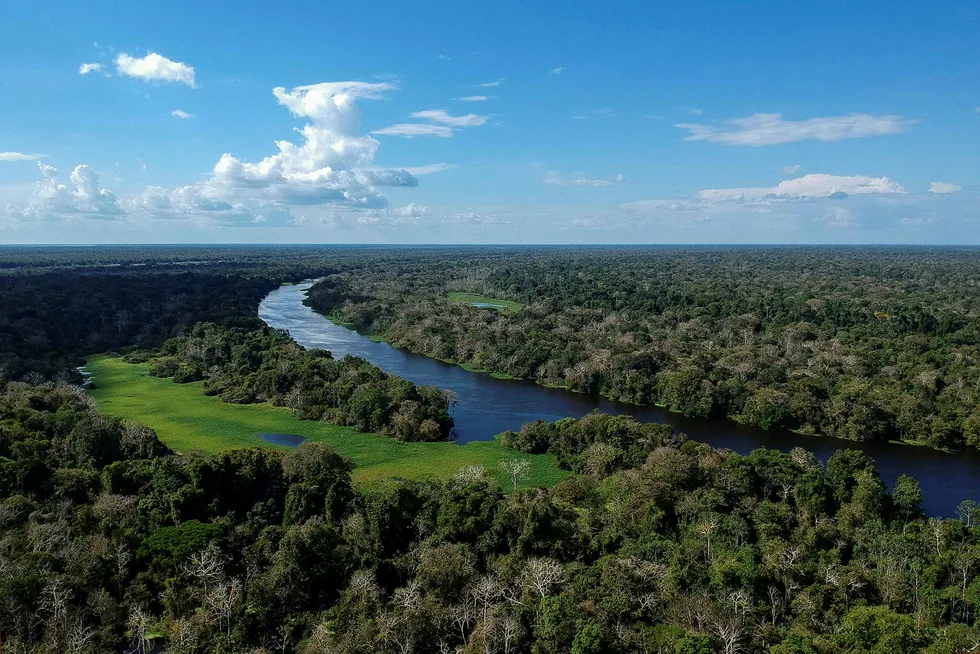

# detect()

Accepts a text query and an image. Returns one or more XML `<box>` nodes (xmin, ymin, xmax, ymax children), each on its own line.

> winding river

<box><xmin>259</xmin><ymin>282</ymin><xmax>980</xmax><ymax>517</ymax></box>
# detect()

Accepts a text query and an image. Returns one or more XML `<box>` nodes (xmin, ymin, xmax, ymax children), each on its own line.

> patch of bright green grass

<box><xmin>86</xmin><ymin>355</ymin><xmax>567</xmax><ymax>490</ymax></box>
<box><xmin>447</xmin><ymin>292</ymin><xmax>523</xmax><ymax>314</ymax></box>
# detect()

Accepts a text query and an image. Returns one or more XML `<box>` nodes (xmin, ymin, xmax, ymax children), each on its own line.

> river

<box><xmin>259</xmin><ymin>282</ymin><xmax>980</xmax><ymax>517</ymax></box>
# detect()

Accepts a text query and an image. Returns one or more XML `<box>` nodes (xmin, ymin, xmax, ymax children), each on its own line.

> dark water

<box><xmin>257</xmin><ymin>433</ymin><xmax>307</xmax><ymax>447</ymax></box>
<box><xmin>259</xmin><ymin>283</ymin><xmax>980</xmax><ymax>517</ymax></box>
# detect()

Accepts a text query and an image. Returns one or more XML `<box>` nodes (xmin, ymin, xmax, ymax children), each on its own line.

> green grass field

<box><xmin>86</xmin><ymin>356</ymin><xmax>567</xmax><ymax>490</ymax></box>
<box><xmin>447</xmin><ymin>292</ymin><xmax>524</xmax><ymax>314</ymax></box>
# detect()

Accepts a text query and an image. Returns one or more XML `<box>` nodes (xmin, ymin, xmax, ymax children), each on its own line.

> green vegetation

<box><xmin>5</xmin><ymin>374</ymin><xmax>980</xmax><ymax>653</ymax></box>
<box><xmin>7</xmin><ymin>245</ymin><xmax>980</xmax><ymax>653</ymax></box>
<box><xmin>308</xmin><ymin>247</ymin><xmax>980</xmax><ymax>452</ymax></box>
<box><xmin>141</xmin><ymin>322</ymin><xmax>455</xmax><ymax>441</ymax></box>
<box><xmin>87</xmin><ymin>355</ymin><xmax>566</xmax><ymax>488</ymax></box>
<box><xmin>447</xmin><ymin>291</ymin><xmax>524</xmax><ymax>313</ymax></box>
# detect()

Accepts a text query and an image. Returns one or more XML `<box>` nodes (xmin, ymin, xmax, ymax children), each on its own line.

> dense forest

<box><xmin>5</xmin><ymin>245</ymin><xmax>980</xmax><ymax>653</ymax></box>
<box><xmin>138</xmin><ymin>322</ymin><xmax>454</xmax><ymax>440</ymax></box>
<box><xmin>307</xmin><ymin>247</ymin><xmax>980</xmax><ymax>451</ymax></box>
<box><xmin>4</xmin><ymin>380</ymin><xmax>980</xmax><ymax>653</ymax></box>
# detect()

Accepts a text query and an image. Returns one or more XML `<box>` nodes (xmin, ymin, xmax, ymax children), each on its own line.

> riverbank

<box><xmin>265</xmin><ymin>281</ymin><xmax>980</xmax><ymax>516</ymax></box>
<box><xmin>85</xmin><ymin>355</ymin><xmax>568</xmax><ymax>490</ymax></box>
<box><xmin>316</xmin><ymin>305</ymin><xmax>954</xmax><ymax>455</ymax></box>
<box><xmin>319</xmin><ymin>309</ymin><xmax>524</xmax><ymax>381</ymax></box>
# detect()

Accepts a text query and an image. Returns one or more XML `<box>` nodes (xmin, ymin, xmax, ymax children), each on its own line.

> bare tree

<box><xmin>712</xmin><ymin>614</ymin><xmax>744</xmax><ymax>654</ymax></box>
<box><xmin>499</xmin><ymin>615</ymin><xmax>521</xmax><ymax>654</ymax></box>
<box><xmin>121</xmin><ymin>422</ymin><xmax>157</xmax><ymax>459</ymax></box>
<box><xmin>519</xmin><ymin>557</ymin><xmax>565</xmax><ymax>598</ymax></box>
<box><xmin>66</xmin><ymin>619</ymin><xmax>96</xmax><ymax>654</ymax></box>
<box><xmin>183</xmin><ymin>542</ymin><xmax>226</xmax><ymax>593</ymax></box>
<box><xmin>168</xmin><ymin>617</ymin><xmax>199</xmax><ymax>654</ymax></box>
<box><xmin>499</xmin><ymin>458</ymin><xmax>531</xmax><ymax>493</ymax></box>
<box><xmin>204</xmin><ymin>578</ymin><xmax>241</xmax><ymax>647</ymax></box>
<box><xmin>450</xmin><ymin>598</ymin><xmax>476</xmax><ymax>644</ymax></box>
<box><xmin>126</xmin><ymin>606</ymin><xmax>153</xmax><ymax>654</ymax></box>
<box><xmin>470</xmin><ymin>574</ymin><xmax>502</xmax><ymax>624</ymax></box>
<box><xmin>455</xmin><ymin>464</ymin><xmax>488</xmax><ymax>484</ymax></box>
<box><xmin>116</xmin><ymin>542</ymin><xmax>132</xmax><ymax>595</ymax></box>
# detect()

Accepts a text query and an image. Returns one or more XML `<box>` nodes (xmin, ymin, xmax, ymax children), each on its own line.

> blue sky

<box><xmin>1</xmin><ymin>0</ymin><xmax>978</xmax><ymax>244</ymax></box>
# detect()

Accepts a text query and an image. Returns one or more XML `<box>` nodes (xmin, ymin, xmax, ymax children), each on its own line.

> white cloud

<box><xmin>189</xmin><ymin>81</ymin><xmax>417</xmax><ymax>210</ymax></box>
<box><xmin>115</xmin><ymin>52</ymin><xmax>197</xmax><ymax>87</ymax></box>
<box><xmin>929</xmin><ymin>181</ymin><xmax>962</xmax><ymax>194</ymax></box>
<box><xmin>550</xmin><ymin>67</ymin><xmax>565</xmax><ymax>75</ymax></box>
<box><xmin>4</xmin><ymin>81</ymin><xmax>427</xmax><ymax>226</ymax></box>
<box><xmin>699</xmin><ymin>173</ymin><xmax>906</xmax><ymax>201</ymax></box>
<box><xmin>477</xmin><ymin>78</ymin><xmax>506</xmax><ymax>87</ymax></box>
<box><xmin>543</xmin><ymin>171</ymin><xmax>625</xmax><ymax>187</ymax></box>
<box><xmin>171</xmin><ymin>109</ymin><xmax>193</xmax><ymax>119</ymax></box>
<box><xmin>572</xmin><ymin>107</ymin><xmax>616</xmax><ymax>120</ymax></box>
<box><xmin>782</xmin><ymin>164</ymin><xmax>802</xmax><ymax>176</ymax></box>
<box><xmin>410</xmin><ymin>109</ymin><xmax>488</xmax><ymax>127</ymax></box>
<box><xmin>445</xmin><ymin>211</ymin><xmax>508</xmax><ymax>226</ymax></box>
<box><xmin>689</xmin><ymin>108</ymin><xmax>703</xmax><ymax>115</ymax></box>
<box><xmin>392</xmin><ymin>203</ymin><xmax>429</xmax><ymax>218</ymax></box>
<box><xmin>0</xmin><ymin>152</ymin><xmax>44</xmax><ymax>162</ymax></box>
<box><xmin>456</xmin><ymin>96</ymin><xmax>488</xmax><ymax>102</ymax></box>
<box><xmin>19</xmin><ymin>162</ymin><xmax>123</xmax><ymax>218</ymax></box>
<box><xmin>403</xmin><ymin>163</ymin><xmax>456</xmax><ymax>175</ymax></box>
<box><xmin>675</xmin><ymin>113</ymin><xmax>912</xmax><ymax>146</ymax></box>
<box><xmin>78</xmin><ymin>63</ymin><xmax>105</xmax><ymax>76</ymax></box>
<box><xmin>371</xmin><ymin>124</ymin><xmax>454</xmax><ymax>138</ymax></box>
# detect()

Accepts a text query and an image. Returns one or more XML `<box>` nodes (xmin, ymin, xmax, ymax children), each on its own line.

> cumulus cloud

<box><xmin>782</xmin><ymin>164</ymin><xmax>802</xmax><ymax>176</ymax></box>
<box><xmin>78</xmin><ymin>63</ymin><xmax>105</xmax><ymax>75</ymax></box>
<box><xmin>543</xmin><ymin>171</ymin><xmax>625</xmax><ymax>187</ymax></box>
<box><xmin>115</xmin><ymin>52</ymin><xmax>197</xmax><ymax>87</ymax></box>
<box><xmin>18</xmin><ymin>162</ymin><xmax>122</xmax><ymax>219</ymax></box>
<box><xmin>929</xmin><ymin>181</ymin><xmax>961</xmax><ymax>194</ymax></box>
<box><xmin>0</xmin><ymin>152</ymin><xmax>44</xmax><ymax>162</ymax></box>
<box><xmin>179</xmin><ymin>81</ymin><xmax>418</xmax><ymax>211</ymax></box>
<box><xmin>171</xmin><ymin>109</ymin><xmax>193</xmax><ymax>119</ymax></box>
<box><xmin>410</xmin><ymin>109</ymin><xmax>488</xmax><ymax>127</ymax></box>
<box><xmin>371</xmin><ymin>124</ymin><xmax>454</xmax><ymax>138</ymax></box>
<box><xmin>456</xmin><ymin>96</ymin><xmax>488</xmax><ymax>102</ymax></box>
<box><xmin>3</xmin><ymin>81</ymin><xmax>439</xmax><ymax>228</ymax></box>
<box><xmin>403</xmin><ymin>163</ymin><xmax>456</xmax><ymax>175</ymax></box>
<box><xmin>698</xmin><ymin>173</ymin><xmax>906</xmax><ymax>201</ymax></box>
<box><xmin>675</xmin><ymin>113</ymin><xmax>912</xmax><ymax>146</ymax></box>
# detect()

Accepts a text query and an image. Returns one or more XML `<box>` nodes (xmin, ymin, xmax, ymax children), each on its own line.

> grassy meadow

<box><xmin>86</xmin><ymin>356</ymin><xmax>567</xmax><ymax>490</ymax></box>
<box><xmin>446</xmin><ymin>292</ymin><xmax>524</xmax><ymax>314</ymax></box>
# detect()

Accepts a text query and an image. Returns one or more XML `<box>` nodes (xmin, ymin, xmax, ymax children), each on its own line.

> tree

<box><xmin>571</xmin><ymin>619</ymin><xmax>605</xmax><ymax>654</ymax></box>
<box><xmin>499</xmin><ymin>458</ymin><xmax>531</xmax><ymax>493</ymax></box>
<box><xmin>891</xmin><ymin>474</ymin><xmax>923</xmax><ymax>521</ymax></box>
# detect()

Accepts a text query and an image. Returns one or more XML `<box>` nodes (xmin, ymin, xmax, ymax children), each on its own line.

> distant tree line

<box><xmin>0</xmin><ymin>269</ymin><xmax>281</xmax><ymax>380</ymax></box>
<box><xmin>138</xmin><ymin>322</ymin><xmax>454</xmax><ymax>441</ymax></box>
<box><xmin>307</xmin><ymin>246</ymin><xmax>980</xmax><ymax>451</ymax></box>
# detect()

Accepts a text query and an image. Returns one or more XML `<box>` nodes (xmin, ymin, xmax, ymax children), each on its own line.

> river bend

<box><xmin>259</xmin><ymin>282</ymin><xmax>980</xmax><ymax>517</ymax></box>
